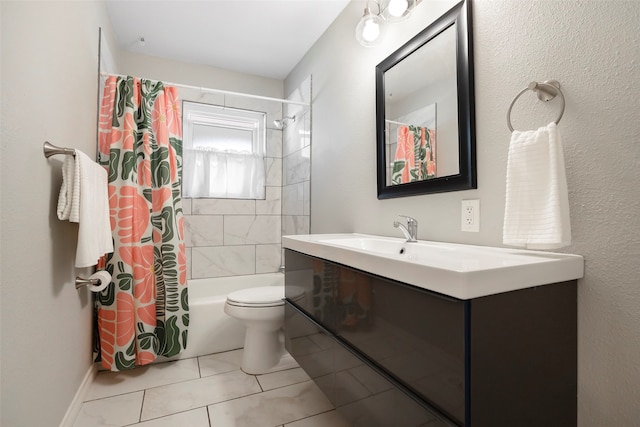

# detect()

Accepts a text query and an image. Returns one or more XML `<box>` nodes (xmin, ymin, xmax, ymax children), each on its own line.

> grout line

<box><xmin>138</xmin><ymin>389</ymin><xmax>145</xmax><ymax>423</ymax></box>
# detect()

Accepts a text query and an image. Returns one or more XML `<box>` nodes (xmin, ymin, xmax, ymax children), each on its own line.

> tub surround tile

<box><xmin>256</xmin><ymin>244</ymin><xmax>282</xmax><ymax>273</ymax></box>
<box><xmin>141</xmin><ymin>370</ymin><xmax>261</xmax><ymax>421</ymax></box>
<box><xmin>86</xmin><ymin>358</ymin><xmax>200</xmax><ymax>401</ymax></box>
<box><xmin>191</xmin><ymin>246</ymin><xmax>255</xmax><ymax>278</ymax></box>
<box><xmin>73</xmin><ymin>391</ymin><xmax>143</xmax><ymax>427</ymax></box>
<box><xmin>256</xmin><ymin>186</ymin><xmax>282</xmax><ymax>215</ymax></box>
<box><xmin>266</xmin><ymin>157</ymin><xmax>283</xmax><ymax>187</ymax></box>
<box><xmin>137</xmin><ymin>408</ymin><xmax>210</xmax><ymax>427</ymax></box>
<box><xmin>284</xmin><ymin>146</ymin><xmax>310</xmax><ymax>186</ymax></box>
<box><xmin>207</xmin><ymin>380</ymin><xmax>333</xmax><ymax>427</ymax></box>
<box><xmin>257</xmin><ymin>367</ymin><xmax>311</xmax><ymax>391</ymax></box>
<box><xmin>267</xmin><ymin>129</ymin><xmax>283</xmax><ymax>158</ymax></box>
<box><xmin>186</xmin><ymin>247</ymin><xmax>192</xmax><ymax>280</ymax></box>
<box><xmin>191</xmin><ymin>198</ymin><xmax>256</xmax><ymax>215</ymax></box>
<box><xmin>184</xmin><ymin>215</ymin><xmax>223</xmax><ymax>247</ymax></box>
<box><xmin>283</xmin><ymin>215</ymin><xmax>310</xmax><ymax>236</ymax></box>
<box><xmin>181</xmin><ymin>198</ymin><xmax>192</xmax><ymax>215</ymax></box>
<box><xmin>283</xmin><ymin>183</ymin><xmax>305</xmax><ymax>216</ymax></box>
<box><xmin>224</xmin><ymin>215</ymin><xmax>281</xmax><ymax>245</ymax></box>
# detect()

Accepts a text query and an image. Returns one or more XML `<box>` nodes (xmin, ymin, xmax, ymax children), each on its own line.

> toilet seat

<box><xmin>226</xmin><ymin>286</ymin><xmax>304</xmax><ymax>308</ymax></box>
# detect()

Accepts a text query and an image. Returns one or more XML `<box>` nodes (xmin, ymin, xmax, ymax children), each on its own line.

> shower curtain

<box><xmin>97</xmin><ymin>75</ymin><xmax>188</xmax><ymax>371</ymax></box>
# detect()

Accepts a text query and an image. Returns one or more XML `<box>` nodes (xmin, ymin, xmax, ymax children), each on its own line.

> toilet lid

<box><xmin>227</xmin><ymin>286</ymin><xmax>284</xmax><ymax>306</ymax></box>
<box><xmin>226</xmin><ymin>286</ymin><xmax>305</xmax><ymax>307</ymax></box>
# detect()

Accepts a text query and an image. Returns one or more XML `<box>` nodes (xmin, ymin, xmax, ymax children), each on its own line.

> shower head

<box><xmin>273</xmin><ymin>116</ymin><xmax>296</xmax><ymax>129</ymax></box>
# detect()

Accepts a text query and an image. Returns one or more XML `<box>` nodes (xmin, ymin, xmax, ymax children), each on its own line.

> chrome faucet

<box><xmin>394</xmin><ymin>215</ymin><xmax>418</xmax><ymax>242</ymax></box>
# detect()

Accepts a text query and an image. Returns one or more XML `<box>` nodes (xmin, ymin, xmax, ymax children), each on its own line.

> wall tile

<box><xmin>282</xmin><ymin>183</ymin><xmax>304</xmax><ymax>216</ymax></box>
<box><xmin>256</xmin><ymin>244</ymin><xmax>282</xmax><ymax>274</ymax></box>
<box><xmin>186</xmin><ymin>247</ymin><xmax>192</xmax><ymax>280</ymax></box>
<box><xmin>192</xmin><ymin>199</ymin><xmax>256</xmax><ymax>215</ymax></box>
<box><xmin>182</xmin><ymin>198</ymin><xmax>192</xmax><ymax>215</ymax></box>
<box><xmin>191</xmin><ymin>246</ymin><xmax>255</xmax><ymax>278</ymax></box>
<box><xmin>225</xmin><ymin>216</ymin><xmax>281</xmax><ymax>245</ymax></box>
<box><xmin>284</xmin><ymin>146</ymin><xmax>310</xmax><ymax>186</ymax></box>
<box><xmin>256</xmin><ymin>187</ymin><xmax>282</xmax><ymax>216</ymax></box>
<box><xmin>184</xmin><ymin>215</ymin><xmax>223</xmax><ymax>247</ymax></box>
<box><xmin>282</xmin><ymin>215</ymin><xmax>310</xmax><ymax>236</ymax></box>
<box><xmin>266</xmin><ymin>157</ymin><xmax>283</xmax><ymax>187</ymax></box>
<box><xmin>267</xmin><ymin>129</ymin><xmax>283</xmax><ymax>158</ymax></box>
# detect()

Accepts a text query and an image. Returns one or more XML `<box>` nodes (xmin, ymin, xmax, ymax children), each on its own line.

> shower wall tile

<box><xmin>192</xmin><ymin>198</ymin><xmax>256</xmax><ymax>215</ymax></box>
<box><xmin>282</xmin><ymin>215</ymin><xmax>311</xmax><ymax>237</ymax></box>
<box><xmin>191</xmin><ymin>246</ymin><xmax>255</xmax><ymax>278</ymax></box>
<box><xmin>224</xmin><ymin>215</ymin><xmax>281</xmax><ymax>245</ymax></box>
<box><xmin>256</xmin><ymin>187</ymin><xmax>282</xmax><ymax>216</ymax></box>
<box><xmin>267</xmin><ymin>129</ymin><xmax>283</xmax><ymax>158</ymax></box>
<box><xmin>181</xmin><ymin>198</ymin><xmax>192</xmax><ymax>215</ymax></box>
<box><xmin>266</xmin><ymin>157</ymin><xmax>283</xmax><ymax>187</ymax></box>
<box><xmin>182</xmin><ymin>77</ymin><xmax>312</xmax><ymax>282</ymax></box>
<box><xmin>184</xmin><ymin>215</ymin><xmax>223</xmax><ymax>247</ymax></box>
<box><xmin>283</xmin><ymin>183</ymin><xmax>305</xmax><ymax>216</ymax></box>
<box><xmin>256</xmin><ymin>244</ymin><xmax>282</xmax><ymax>274</ymax></box>
<box><xmin>284</xmin><ymin>146</ymin><xmax>310</xmax><ymax>186</ymax></box>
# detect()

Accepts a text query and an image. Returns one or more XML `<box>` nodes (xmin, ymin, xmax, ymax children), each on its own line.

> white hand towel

<box><xmin>57</xmin><ymin>155</ymin><xmax>80</xmax><ymax>222</ymax></box>
<box><xmin>503</xmin><ymin>122</ymin><xmax>571</xmax><ymax>249</ymax></box>
<box><xmin>57</xmin><ymin>150</ymin><xmax>114</xmax><ymax>267</ymax></box>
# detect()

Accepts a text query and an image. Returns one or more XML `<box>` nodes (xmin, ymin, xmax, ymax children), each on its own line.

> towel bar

<box><xmin>43</xmin><ymin>141</ymin><xmax>76</xmax><ymax>158</ymax></box>
<box><xmin>506</xmin><ymin>80</ymin><xmax>565</xmax><ymax>132</ymax></box>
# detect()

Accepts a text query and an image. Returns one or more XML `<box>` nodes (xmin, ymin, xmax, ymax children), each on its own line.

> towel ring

<box><xmin>507</xmin><ymin>80</ymin><xmax>565</xmax><ymax>132</ymax></box>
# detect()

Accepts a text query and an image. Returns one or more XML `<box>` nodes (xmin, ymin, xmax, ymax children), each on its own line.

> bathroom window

<box><xmin>182</xmin><ymin>101</ymin><xmax>266</xmax><ymax>199</ymax></box>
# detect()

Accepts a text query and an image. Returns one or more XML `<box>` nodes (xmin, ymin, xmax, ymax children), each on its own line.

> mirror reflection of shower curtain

<box><xmin>96</xmin><ymin>75</ymin><xmax>189</xmax><ymax>371</ymax></box>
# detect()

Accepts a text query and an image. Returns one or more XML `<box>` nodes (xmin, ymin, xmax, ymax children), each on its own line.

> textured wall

<box><xmin>0</xmin><ymin>1</ymin><xmax>115</xmax><ymax>425</ymax></box>
<box><xmin>286</xmin><ymin>0</ymin><xmax>640</xmax><ymax>425</ymax></box>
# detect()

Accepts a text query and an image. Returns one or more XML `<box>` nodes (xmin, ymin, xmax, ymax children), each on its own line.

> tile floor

<box><xmin>73</xmin><ymin>349</ymin><xmax>351</xmax><ymax>427</ymax></box>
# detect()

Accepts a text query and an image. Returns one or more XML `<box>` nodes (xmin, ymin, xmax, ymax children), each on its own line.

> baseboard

<box><xmin>59</xmin><ymin>363</ymin><xmax>98</xmax><ymax>427</ymax></box>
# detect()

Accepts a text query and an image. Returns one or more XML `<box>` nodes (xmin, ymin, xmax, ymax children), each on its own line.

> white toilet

<box><xmin>224</xmin><ymin>285</ymin><xmax>304</xmax><ymax>374</ymax></box>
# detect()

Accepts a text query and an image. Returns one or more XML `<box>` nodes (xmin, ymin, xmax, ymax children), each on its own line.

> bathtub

<box><xmin>161</xmin><ymin>272</ymin><xmax>284</xmax><ymax>361</ymax></box>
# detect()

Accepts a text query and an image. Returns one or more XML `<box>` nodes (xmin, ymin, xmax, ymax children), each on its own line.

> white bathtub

<box><xmin>161</xmin><ymin>273</ymin><xmax>284</xmax><ymax>361</ymax></box>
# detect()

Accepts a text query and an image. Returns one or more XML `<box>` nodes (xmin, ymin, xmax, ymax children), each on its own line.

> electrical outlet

<box><xmin>461</xmin><ymin>199</ymin><xmax>480</xmax><ymax>232</ymax></box>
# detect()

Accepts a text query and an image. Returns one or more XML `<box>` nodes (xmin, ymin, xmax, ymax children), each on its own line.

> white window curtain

<box><xmin>183</xmin><ymin>147</ymin><xmax>266</xmax><ymax>199</ymax></box>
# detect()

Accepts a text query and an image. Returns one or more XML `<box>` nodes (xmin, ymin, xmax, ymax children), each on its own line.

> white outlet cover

<box><xmin>461</xmin><ymin>199</ymin><xmax>480</xmax><ymax>232</ymax></box>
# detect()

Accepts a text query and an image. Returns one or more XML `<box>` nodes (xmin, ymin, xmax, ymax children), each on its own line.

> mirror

<box><xmin>376</xmin><ymin>0</ymin><xmax>475</xmax><ymax>199</ymax></box>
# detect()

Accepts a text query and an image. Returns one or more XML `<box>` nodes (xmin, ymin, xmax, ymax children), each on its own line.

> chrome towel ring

<box><xmin>507</xmin><ymin>80</ymin><xmax>565</xmax><ymax>132</ymax></box>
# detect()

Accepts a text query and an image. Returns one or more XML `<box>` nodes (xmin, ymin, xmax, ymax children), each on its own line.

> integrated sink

<box><xmin>282</xmin><ymin>233</ymin><xmax>584</xmax><ymax>299</ymax></box>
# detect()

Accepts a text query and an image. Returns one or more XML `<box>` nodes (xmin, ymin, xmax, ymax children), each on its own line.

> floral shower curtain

<box><xmin>97</xmin><ymin>75</ymin><xmax>188</xmax><ymax>371</ymax></box>
<box><xmin>391</xmin><ymin>125</ymin><xmax>436</xmax><ymax>184</ymax></box>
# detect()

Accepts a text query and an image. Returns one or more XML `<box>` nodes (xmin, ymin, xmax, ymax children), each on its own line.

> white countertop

<box><xmin>282</xmin><ymin>233</ymin><xmax>584</xmax><ymax>300</ymax></box>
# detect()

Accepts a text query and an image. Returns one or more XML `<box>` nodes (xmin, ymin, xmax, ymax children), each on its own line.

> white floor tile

<box><xmin>86</xmin><ymin>359</ymin><xmax>200</xmax><ymax>401</ymax></box>
<box><xmin>257</xmin><ymin>367</ymin><xmax>310</xmax><ymax>391</ymax></box>
<box><xmin>285</xmin><ymin>410</ymin><xmax>351</xmax><ymax>427</ymax></box>
<box><xmin>207</xmin><ymin>380</ymin><xmax>333</xmax><ymax>427</ymax></box>
<box><xmin>135</xmin><ymin>408</ymin><xmax>210</xmax><ymax>427</ymax></box>
<box><xmin>73</xmin><ymin>391</ymin><xmax>143</xmax><ymax>427</ymax></box>
<box><xmin>141</xmin><ymin>369</ymin><xmax>261</xmax><ymax>421</ymax></box>
<box><xmin>198</xmin><ymin>349</ymin><xmax>243</xmax><ymax>377</ymax></box>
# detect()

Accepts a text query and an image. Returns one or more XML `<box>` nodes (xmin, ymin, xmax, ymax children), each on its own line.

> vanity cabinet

<box><xmin>284</xmin><ymin>249</ymin><xmax>577</xmax><ymax>427</ymax></box>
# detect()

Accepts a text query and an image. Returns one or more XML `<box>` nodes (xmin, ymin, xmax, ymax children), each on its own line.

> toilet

<box><xmin>224</xmin><ymin>285</ymin><xmax>304</xmax><ymax>374</ymax></box>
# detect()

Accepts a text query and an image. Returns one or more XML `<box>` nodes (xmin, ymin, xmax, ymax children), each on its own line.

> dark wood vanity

<box><xmin>284</xmin><ymin>249</ymin><xmax>577</xmax><ymax>427</ymax></box>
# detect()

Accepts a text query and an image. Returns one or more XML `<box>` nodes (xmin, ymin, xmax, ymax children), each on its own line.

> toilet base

<box><xmin>241</xmin><ymin>328</ymin><xmax>297</xmax><ymax>374</ymax></box>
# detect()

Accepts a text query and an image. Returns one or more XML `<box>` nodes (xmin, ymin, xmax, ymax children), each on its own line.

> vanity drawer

<box><xmin>285</xmin><ymin>249</ymin><xmax>466</xmax><ymax>424</ymax></box>
<box><xmin>285</xmin><ymin>302</ymin><xmax>454</xmax><ymax>427</ymax></box>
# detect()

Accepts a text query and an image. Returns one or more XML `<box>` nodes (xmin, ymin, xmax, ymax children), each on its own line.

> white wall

<box><xmin>286</xmin><ymin>0</ymin><xmax>640</xmax><ymax>425</ymax></box>
<box><xmin>0</xmin><ymin>1</ymin><xmax>115</xmax><ymax>425</ymax></box>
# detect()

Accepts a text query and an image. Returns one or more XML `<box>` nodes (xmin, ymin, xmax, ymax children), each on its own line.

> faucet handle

<box><xmin>398</xmin><ymin>215</ymin><xmax>417</xmax><ymax>225</ymax></box>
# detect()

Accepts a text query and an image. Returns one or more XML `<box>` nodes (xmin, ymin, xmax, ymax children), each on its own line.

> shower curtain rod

<box><xmin>101</xmin><ymin>72</ymin><xmax>310</xmax><ymax>107</ymax></box>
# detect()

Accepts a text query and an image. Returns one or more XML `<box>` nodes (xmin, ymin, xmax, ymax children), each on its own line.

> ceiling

<box><xmin>105</xmin><ymin>0</ymin><xmax>351</xmax><ymax>80</ymax></box>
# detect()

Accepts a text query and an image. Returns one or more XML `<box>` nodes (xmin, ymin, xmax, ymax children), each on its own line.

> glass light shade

<box><xmin>355</xmin><ymin>9</ymin><xmax>384</xmax><ymax>47</ymax></box>
<box><xmin>381</xmin><ymin>0</ymin><xmax>416</xmax><ymax>22</ymax></box>
<box><xmin>387</xmin><ymin>0</ymin><xmax>408</xmax><ymax>17</ymax></box>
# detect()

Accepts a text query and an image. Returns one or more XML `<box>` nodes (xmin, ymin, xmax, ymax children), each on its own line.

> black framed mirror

<box><xmin>376</xmin><ymin>0</ymin><xmax>475</xmax><ymax>199</ymax></box>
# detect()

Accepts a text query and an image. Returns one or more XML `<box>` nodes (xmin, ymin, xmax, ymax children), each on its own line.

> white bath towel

<box><xmin>503</xmin><ymin>122</ymin><xmax>571</xmax><ymax>249</ymax></box>
<box><xmin>57</xmin><ymin>150</ymin><xmax>113</xmax><ymax>267</ymax></box>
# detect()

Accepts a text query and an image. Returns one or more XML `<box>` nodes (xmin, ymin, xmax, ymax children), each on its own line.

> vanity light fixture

<box><xmin>356</xmin><ymin>0</ymin><xmax>422</xmax><ymax>47</ymax></box>
<box><xmin>355</xmin><ymin>2</ymin><xmax>385</xmax><ymax>47</ymax></box>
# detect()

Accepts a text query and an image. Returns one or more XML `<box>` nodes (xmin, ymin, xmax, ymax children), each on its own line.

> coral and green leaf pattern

<box><xmin>97</xmin><ymin>75</ymin><xmax>188</xmax><ymax>371</ymax></box>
